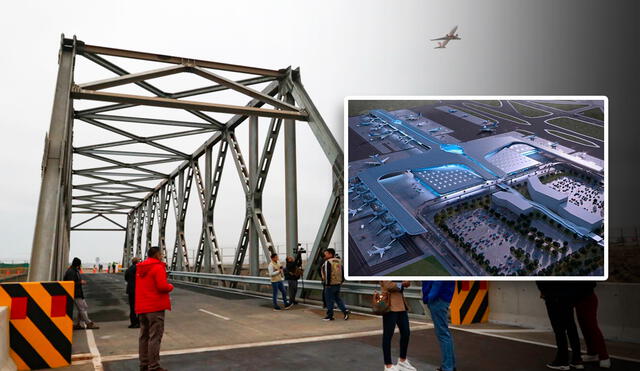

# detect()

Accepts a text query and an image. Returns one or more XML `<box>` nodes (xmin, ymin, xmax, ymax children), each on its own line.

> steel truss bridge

<box><xmin>29</xmin><ymin>36</ymin><xmax>343</xmax><ymax>282</ymax></box>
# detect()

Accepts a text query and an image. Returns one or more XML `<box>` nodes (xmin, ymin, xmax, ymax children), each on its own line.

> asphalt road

<box><xmin>56</xmin><ymin>273</ymin><xmax>639</xmax><ymax>371</ymax></box>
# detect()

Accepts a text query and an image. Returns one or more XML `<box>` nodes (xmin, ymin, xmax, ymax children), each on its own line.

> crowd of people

<box><xmin>65</xmin><ymin>250</ymin><xmax>611</xmax><ymax>371</ymax></box>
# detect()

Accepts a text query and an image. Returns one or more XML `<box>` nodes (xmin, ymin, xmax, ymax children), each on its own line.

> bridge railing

<box><xmin>168</xmin><ymin>271</ymin><xmax>424</xmax><ymax>300</ymax></box>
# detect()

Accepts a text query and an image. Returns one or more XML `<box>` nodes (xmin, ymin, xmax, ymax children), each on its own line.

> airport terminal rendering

<box><xmin>347</xmin><ymin>99</ymin><xmax>606</xmax><ymax>277</ymax></box>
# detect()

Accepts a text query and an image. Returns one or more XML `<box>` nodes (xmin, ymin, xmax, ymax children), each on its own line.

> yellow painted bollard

<box><xmin>0</xmin><ymin>282</ymin><xmax>74</xmax><ymax>370</ymax></box>
<box><xmin>450</xmin><ymin>281</ymin><xmax>489</xmax><ymax>325</ymax></box>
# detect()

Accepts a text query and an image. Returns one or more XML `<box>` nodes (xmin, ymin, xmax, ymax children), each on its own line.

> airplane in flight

<box><xmin>432</xmin><ymin>25</ymin><xmax>461</xmax><ymax>49</ymax></box>
<box><xmin>367</xmin><ymin>244</ymin><xmax>392</xmax><ymax>259</ymax></box>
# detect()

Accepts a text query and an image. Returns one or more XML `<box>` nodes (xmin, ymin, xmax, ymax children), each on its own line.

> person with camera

<box><xmin>380</xmin><ymin>281</ymin><xmax>416</xmax><ymax>371</ymax></box>
<box><xmin>284</xmin><ymin>255</ymin><xmax>302</xmax><ymax>305</ymax></box>
<box><xmin>268</xmin><ymin>253</ymin><xmax>292</xmax><ymax>311</ymax></box>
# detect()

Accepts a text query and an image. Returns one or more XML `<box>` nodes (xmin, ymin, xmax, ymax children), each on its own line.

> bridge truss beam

<box><xmin>29</xmin><ymin>36</ymin><xmax>343</xmax><ymax>281</ymax></box>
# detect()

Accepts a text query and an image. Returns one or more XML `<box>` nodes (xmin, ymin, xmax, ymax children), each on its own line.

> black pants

<box><xmin>128</xmin><ymin>293</ymin><xmax>139</xmax><ymax>326</ymax></box>
<box><xmin>287</xmin><ymin>280</ymin><xmax>299</xmax><ymax>303</ymax></box>
<box><xmin>544</xmin><ymin>298</ymin><xmax>580</xmax><ymax>364</ymax></box>
<box><xmin>382</xmin><ymin>311</ymin><xmax>410</xmax><ymax>365</ymax></box>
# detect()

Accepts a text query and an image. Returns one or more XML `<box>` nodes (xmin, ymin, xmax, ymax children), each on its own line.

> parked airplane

<box><xmin>370</xmin><ymin>133</ymin><xmax>393</xmax><ymax>141</ymax></box>
<box><xmin>349</xmin><ymin>206</ymin><xmax>364</xmax><ymax>217</ymax></box>
<box><xmin>369</xmin><ymin>129</ymin><xmax>391</xmax><ymax>137</ymax></box>
<box><xmin>432</xmin><ymin>26</ymin><xmax>461</xmax><ymax>49</ymax></box>
<box><xmin>366</xmin><ymin>154</ymin><xmax>389</xmax><ymax>166</ymax></box>
<box><xmin>480</xmin><ymin>125</ymin><xmax>496</xmax><ymax>133</ymax></box>
<box><xmin>428</xmin><ymin>127</ymin><xmax>442</xmax><ymax>133</ymax></box>
<box><xmin>367</xmin><ymin>244</ymin><xmax>392</xmax><ymax>259</ymax></box>
<box><xmin>401</xmin><ymin>112</ymin><xmax>422</xmax><ymax>121</ymax></box>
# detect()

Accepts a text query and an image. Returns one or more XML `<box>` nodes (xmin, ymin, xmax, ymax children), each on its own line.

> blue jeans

<box><xmin>324</xmin><ymin>285</ymin><xmax>347</xmax><ymax>318</ymax></box>
<box><xmin>271</xmin><ymin>281</ymin><xmax>289</xmax><ymax>308</ymax></box>
<box><xmin>428</xmin><ymin>299</ymin><xmax>456</xmax><ymax>371</ymax></box>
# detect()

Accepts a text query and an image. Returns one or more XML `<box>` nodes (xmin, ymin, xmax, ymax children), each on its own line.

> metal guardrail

<box><xmin>0</xmin><ymin>273</ymin><xmax>27</xmax><ymax>283</ymax></box>
<box><xmin>168</xmin><ymin>271</ymin><xmax>424</xmax><ymax>300</ymax></box>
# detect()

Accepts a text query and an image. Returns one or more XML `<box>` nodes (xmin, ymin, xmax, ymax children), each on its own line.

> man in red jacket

<box><xmin>136</xmin><ymin>247</ymin><xmax>174</xmax><ymax>371</ymax></box>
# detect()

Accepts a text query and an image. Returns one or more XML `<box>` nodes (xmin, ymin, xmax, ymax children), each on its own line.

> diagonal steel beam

<box><xmin>74</xmin><ymin>151</ymin><xmax>168</xmax><ymax>177</ymax></box>
<box><xmin>303</xmin><ymin>180</ymin><xmax>343</xmax><ymax>280</ymax></box>
<box><xmin>79</xmin><ymin>65</ymin><xmax>188</xmax><ymax>91</ymax></box>
<box><xmin>75</xmin><ymin>149</ymin><xmax>186</xmax><ymax>159</ymax></box>
<box><xmin>191</xmin><ymin>67</ymin><xmax>299</xmax><ymax>111</ymax></box>
<box><xmin>79</xmin><ymin>52</ymin><xmax>225</xmax><ymax>129</ymax></box>
<box><xmin>171</xmin><ymin>75</ymin><xmax>277</xmax><ymax>99</ymax></box>
<box><xmin>75</xmin><ymin>113</ymin><xmax>215</xmax><ymax>129</ymax></box>
<box><xmin>71</xmin><ymin>87</ymin><xmax>308</xmax><ymax>121</ymax></box>
<box><xmin>73</xmin><ymin>127</ymin><xmax>214</xmax><ymax>151</ymax></box>
<box><xmin>290</xmin><ymin>76</ymin><xmax>343</xmax><ymax>182</ymax></box>
<box><xmin>77</xmin><ymin>116</ymin><xmax>190</xmax><ymax>157</ymax></box>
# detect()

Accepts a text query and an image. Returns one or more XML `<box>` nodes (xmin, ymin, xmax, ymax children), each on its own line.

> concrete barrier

<box><xmin>0</xmin><ymin>307</ymin><xmax>17</xmax><ymax>371</ymax></box>
<box><xmin>489</xmin><ymin>282</ymin><xmax>640</xmax><ymax>343</ymax></box>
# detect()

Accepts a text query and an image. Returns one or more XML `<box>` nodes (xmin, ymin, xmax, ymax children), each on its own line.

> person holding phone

<box><xmin>380</xmin><ymin>280</ymin><xmax>416</xmax><ymax>371</ymax></box>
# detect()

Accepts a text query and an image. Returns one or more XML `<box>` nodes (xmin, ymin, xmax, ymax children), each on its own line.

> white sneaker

<box><xmin>599</xmin><ymin>359</ymin><xmax>611</xmax><ymax>368</ymax></box>
<box><xmin>397</xmin><ymin>359</ymin><xmax>417</xmax><ymax>371</ymax></box>
<box><xmin>582</xmin><ymin>354</ymin><xmax>599</xmax><ymax>362</ymax></box>
<box><xmin>384</xmin><ymin>366</ymin><xmax>399</xmax><ymax>371</ymax></box>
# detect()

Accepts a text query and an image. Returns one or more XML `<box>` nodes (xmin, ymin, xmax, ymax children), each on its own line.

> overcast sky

<box><xmin>1</xmin><ymin>0</ymin><xmax>637</xmax><ymax>264</ymax></box>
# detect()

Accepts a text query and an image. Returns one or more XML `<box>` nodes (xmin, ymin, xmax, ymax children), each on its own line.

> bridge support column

<box><xmin>29</xmin><ymin>38</ymin><xmax>76</xmax><ymax>281</ymax></box>
<box><xmin>284</xmin><ymin>94</ymin><xmax>298</xmax><ymax>258</ymax></box>
<box><xmin>249</xmin><ymin>115</ymin><xmax>260</xmax><ymax>275</ymax></box>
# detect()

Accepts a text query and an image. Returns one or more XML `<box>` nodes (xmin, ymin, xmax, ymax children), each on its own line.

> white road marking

<box><xmin>544</xmin><ymin>129</ymin><xmax>599</xmax><ymax>148</ymax></box>
<box><xmin>182</xmin><ymin>282</ymin><xmax>429</xmax><ymax>326</ymax></box>
<box><xmin>99</xmin><ymin>325</ymin><xmax>433</xmax><ymax>363</ymax></box>
<box><xmin>198</xmin><ymin>308</ymin><xmax>230</xmax><ymax>321</ymax></box>
<box><xmin>470</xmin><ymin>328</ymin><xmax>550</xmax><ymax>333</ymax></box>
<box><xmin>450</xmin><ymin>326</ymin><xmax>640</xmax><ymax>363</ymax></box>
<box><xmin>544</xmin><ymin>116</ymin><xmax>604</xmax><ymax>143</ymax></box>
<box><xmin>86</xmin><ymin>329</ymin><xmax>103</xmax><ymax>370</ymax></box>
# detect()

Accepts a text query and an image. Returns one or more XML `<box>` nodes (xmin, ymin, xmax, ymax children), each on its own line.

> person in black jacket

<box><xmin>63</xmin><ymin>257</ymin><xmax>99</xmax><ymax>330</ymax></box>
<box><xmin>124</xmin><ymin>257</ymin><xmax>141</xmax><ymax>328</ymax></box>
<box><xmin>284</xmin><ymin>255</ymin><xmax>302</xmax><ymax>305</ymax></box>
<box><xmin>536</xmin><ymin>281</ymin><xmax>582</xmax><ymax>370</ymax></box>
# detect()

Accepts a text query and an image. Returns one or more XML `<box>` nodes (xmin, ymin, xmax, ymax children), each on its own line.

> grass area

<box><xmin>449</xmin><ymin>105</ymin><xmax>495</xmax><ymax>122</ymax></box>
<box><xmin>348</xmin><ymin>100</ymin><xmax>439</xmax><ymax>117</ymax></box>
<box><xmin>509</xmin><ymin>101</ymin><xmax>549</xmax><ymax>118</ymax></box>
<box><xmin>546</xmin><ymin>117</ymin><xmax>604</xmax><ymax>140</ymax></box>
<box><xmin>539</xmin><ymin>171</ymin><xmax>568</xmax><ymax>184</ymax></box>
<box><xmin>579</xmin><ymin>107</ymin><xmax>604</xmax><ymax>121</ymax></box>
<box><xmin>465</xmin><ymin>103</ymin><xmax>529</xmax><ymax>124</ymax></box>
<box><xmin>515</xmin><ymin>184</ymin><xmax>532</xmax><ymax>200</ymax></box>
<box><xmin>473</xmin><ymin>100</ymin><xmax>501</xmax><ymax>107</ymax></box>
<box><xmin>388</xmin><ymin>256</ymin><xmax>451</xmax><ymax>276</ymax></box>
<box><xmin>534</xmin><ymin>101</ymin><xmax>588</xmax><ymax>111</ymax></box>
<box><xmin>546</xmin><ymin>130</ymin><xmax>598</xmax><ymax>146</ymax></box>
